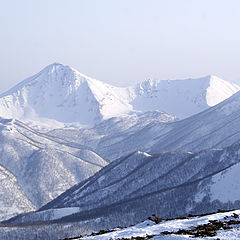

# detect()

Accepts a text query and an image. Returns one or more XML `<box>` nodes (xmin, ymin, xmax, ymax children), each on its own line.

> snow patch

<box><xmin>210</xmin><ymin>163</ymin><xmax>240</xmax><ymax>202</ymax></box>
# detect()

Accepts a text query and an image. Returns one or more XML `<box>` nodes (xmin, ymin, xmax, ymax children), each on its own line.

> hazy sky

<box><xmin>1</xmin><ymin>0</ymin><xmax>240</xmax><ymax>93</ymax></box>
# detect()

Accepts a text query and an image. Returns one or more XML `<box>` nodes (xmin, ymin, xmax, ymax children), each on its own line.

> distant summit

<box><xmin>0</xmin><ymin>63</ymin><xmax>239</xmax><ymax>125</ymax></box>
<box><xmin>0</xmin><ymin>63</ymin><xmax>133</xmax><ymax>125</ymax></box>
<box><xmin>133</xmin><ymin>75</ymin><xmax>240</xmax><ymax>118</ymax></box>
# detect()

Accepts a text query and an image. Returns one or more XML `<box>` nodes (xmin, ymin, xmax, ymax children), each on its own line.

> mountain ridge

<box><xmin>0</xmin><ymin>63</ymin><xmax>239</xmax><ymax>126</ymax></box>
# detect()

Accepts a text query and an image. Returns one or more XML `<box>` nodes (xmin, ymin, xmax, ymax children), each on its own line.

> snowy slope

<box><xmin>0</xmin><ymin>117</ymin><xmax>108</xmax><ymax>221</ymax></box>
<box><xmin>78</xmin><ymin>209</ymin><xmax>240</xmax><ymax>240</ymax></box>
<box><xmin>47</xmin><ymin>110</ymin><xmax>176</xmax><ymax>161</ymax></box>
<box><xmin>149</xmin><ymin>89</ymin><xmax>240</xmax><ymax>153</ymax></box>
<box><xmin>12</xmin><ymin>141</ymin><xmax>240</xmax><ymax>229</ymax></box>
<box><xmin>0</xmin><ymin>164</ymin><xmax>35</xmax><ymax>221</ymax></box>
<box><xmin>9</xmin><ymin>207</ymin><xmax>81</xmax><ymax>223</ymax></box>
<box><xmin>0</xmin><ymin>63</ymin><xmax>238</xmax><ymax>126</ymax></box>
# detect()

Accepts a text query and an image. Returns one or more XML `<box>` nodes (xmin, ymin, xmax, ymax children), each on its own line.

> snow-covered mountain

<box><xmin>0</xmin><ymin>63</ymin><xmax>238</xmax><ymax>126</ymax></box>
<box><xmin>133</xmin><ymin>75</ymin><xmax>240</xmax><ymax>118</ymax></box>
<box><xmin>2</xmin><ymin>63</ymin><xmax>240</xmax><ymax>238</ymax></box>
<box><xmin>11</xmin><ymin>141</ymin><xmax>240</xmax><ymax>230</ymax></box>
<box><xmin>0</xmin><ymin>117</ymin><xmax>107</xmax><ymax>221</ymax></box>
<box><xmin>1</xmin><ymin>63</ymin><xmax>237</xmax><ymax>162</ymax></box>
<box><xmin>0</xmin><ymin>63</ymin><xmax>133</xmax><ymax>126</ymax></box>
<box><xmin>3</xmin><ymin>71</ymin><xmax>240</xmax><ymax>224</ymax></box>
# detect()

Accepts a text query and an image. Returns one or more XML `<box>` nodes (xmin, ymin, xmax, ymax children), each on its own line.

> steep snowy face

<box><xmin>0</xmin><ymin>63</ymin><xmax>132</xmax><ymax>125</ymax></box>
<box><xmin>132</xmin><ymin>75</ymin><xmax>240</xmax><ymax>119</ymax></box>
<box><xmin>206</xmin><ymin>75</ymin><xmax>240</xmax><ymax>106</ymax></box>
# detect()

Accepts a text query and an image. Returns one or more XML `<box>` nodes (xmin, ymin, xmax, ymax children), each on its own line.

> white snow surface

<box><xmin>79</xmin><ymin>210</ymin><xmax>240</xmax><ymax>240</ymax></box>
<box><xmin>0</xmin><ymin>63</ymin><xmax>238</xmax><ymax>126</ymax></box>
<box><xmin>210</xmin><ymin>162</ymin><xmax>240</xmax><ymax>202</ymax></box>
<box><xmin>15</xmin><ymin>207</ymin><xmax>80</xmax><ymax>223</ymax></box>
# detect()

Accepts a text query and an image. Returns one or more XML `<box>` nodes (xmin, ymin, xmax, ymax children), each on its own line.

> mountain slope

<box><xmin>150</xmin><ymin>89</ymin><xmax>240</xmax><ymax>153</ymax></box>
<box><xmin>0</xmin><ymin>164</ymin><xmax>35</xmax><ymax>221</ymax></box>
<box><xmin>50</xmin><ymin>88</ymin><xmax>240</xmax><ymax>162</ymax></box>
<box><xmin>47</xmin><ymin>110</ymin><xmax>176</xmax><ymax>161</ymax></box>
<box><xmin>12</xmin><ymin>141</ymin><xmax>240</xmax><ymax>229</ymax></box>
<box><xmin>0</xmin><ymin>117</ymin><xmax>108</xmax><ymax>221</ymax></box>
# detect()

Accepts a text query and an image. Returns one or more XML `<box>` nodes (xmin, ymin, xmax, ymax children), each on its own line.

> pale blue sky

<box><xmin>0</xmin><ymin>0</ymin><xmax>240</xmax><ymax>93</ymax></box>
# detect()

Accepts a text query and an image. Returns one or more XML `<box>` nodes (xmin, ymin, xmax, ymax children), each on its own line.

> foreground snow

<box><xmin>2</xmin><ymin>210</ymin><xmax>240</xmax><ymax>240</ymax></box>
<box><xmin>80</xmin><ymin>210</ymin><xmax>240</xmax><ymax>239</ymax></box>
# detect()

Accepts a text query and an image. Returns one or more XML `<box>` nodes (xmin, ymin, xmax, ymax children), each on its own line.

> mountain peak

<box><xmin>132</xmin><ymin>75</ymin><xmax>240</xmax><ymax>118</ymax></box>
<box><xmin>40</xmin><ymin>62</ymin><xmax>77</xmax><ymax>77</ymax></box>
<box><xmin>203</xmin><ymin>74</ymin><xmax>216</xmax><ymax>79</ymax></box>
<box><xmin>206</xmin><ymin>75</ymin><xmax>240</xmax><ymax>106</ymax></box>
<box><xmin>0</xmin><ymin>64</ymin><xmax>133</xmax><ymax>125</ymax></box>
<box><xmin>42</xmin><ymin>62</ymin><xmax>67</xmax><ymax>73</ymax></box>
